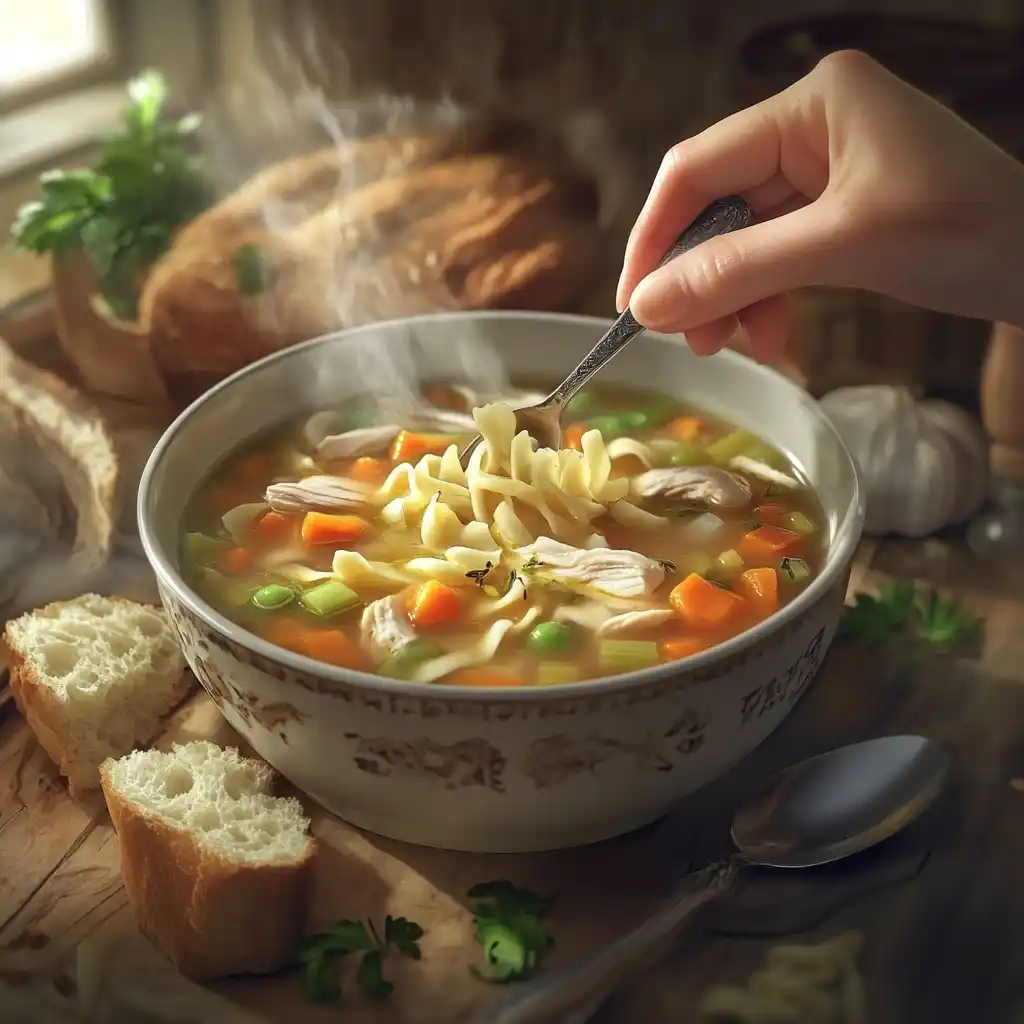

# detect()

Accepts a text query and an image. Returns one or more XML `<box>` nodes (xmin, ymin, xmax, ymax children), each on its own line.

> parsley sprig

<box><xmin>11</xmin><ymin>70</ymin><xmax>211</xmax><ymax>320</ymax></box>
<box><xmin>296</xmin><ymin>915</ymin><xmax>423</xmax><ymax>1002</ymax></box>
<box><xmin>837</xmin><ymin>579</ymin><xmax>982</xmax><ymax>650</ymax></box>
<box><xmin>468</xmin><ymin>880</ymin><xmax>556</xmax><ymax>984</ymax></box>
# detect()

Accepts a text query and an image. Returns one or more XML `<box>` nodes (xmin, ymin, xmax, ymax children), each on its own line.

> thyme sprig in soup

<box><xmin>182</xmin><ymin>383</ymin><xmax>825</xmax><ymax>687</ymax></box>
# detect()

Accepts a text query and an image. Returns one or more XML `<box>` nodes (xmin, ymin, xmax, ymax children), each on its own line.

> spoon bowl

<box><xmin>473</xmin><ymin>734</ymin><xmax>949</xmax><ymax>1024</ymax></box>
<box><xmin>732</xmin><ymin>734</ymin><xmax>950</xmax><ymax>869</ymax></box>
<box><xmin>457</xmin><ymin>196</ymin><xmax>753</xmax><ymax>469</ymax></box>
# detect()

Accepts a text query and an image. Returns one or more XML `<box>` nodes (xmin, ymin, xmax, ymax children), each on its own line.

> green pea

<box><xmin>566</xmin><ymin>390</ymin><xmax>600</xmax><ymax>418</ymax></box>
<box><xmin>616</xmin><ymin>410</ymin><xmax>651</xmax><ymax>429</ymax></box>
<box><xmin>528</xmin><ymin>621</ymin><xmax>574</xmax><ymax>654</ymax></box>
<box><xmin>251</xmin><ymin>583</ymin><xmax>296</xmax><ymax>610</ymax></box>
<box><xmin>585</xmin><ymin>415</ymin><xmax>628</xmax><ymax>440</ymax></box>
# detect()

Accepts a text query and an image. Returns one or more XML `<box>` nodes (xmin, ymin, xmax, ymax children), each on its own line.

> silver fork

<box><xmin>457</xmin><ymin>195</ymin><xmax>753</xmax><ymax>469</ymax></box>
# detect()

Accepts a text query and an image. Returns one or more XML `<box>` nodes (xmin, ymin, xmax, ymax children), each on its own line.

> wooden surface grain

<box><xmin>2</xmin><ymin>535</ymin><xmax>1024</xmax><ymax>1023</ymax></box>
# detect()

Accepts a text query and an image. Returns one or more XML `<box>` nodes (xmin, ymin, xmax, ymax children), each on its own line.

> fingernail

<box><xmin>614</xmin><ymin>272</ymin><xmax>628</xmax><ymax>314</ymax></box>
<box><xmin>629</xmin><ymin>271</ymin><xmax>677</xmax><ymax>328</ymax></box>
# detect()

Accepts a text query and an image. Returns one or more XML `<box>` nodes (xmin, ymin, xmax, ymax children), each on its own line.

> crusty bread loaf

<box><xmin>100</xmin><ymin>741</ymin><xmax>316</xmax><ymax>981</ymax></box>
<box><xmin>139</xmin><ymin>129</ymin><xmax>606</xmax><ymax>403</ymax></box>
<box><xmin>4</xmin><ymin>595</ymin><xmax>193</xmax><ymax>795</ymax></box>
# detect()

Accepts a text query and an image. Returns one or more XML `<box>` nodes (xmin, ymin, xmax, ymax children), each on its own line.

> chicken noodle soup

<box><xmin>182</xmin><ymin>382</ymin><xmax>826</xmax><ymax>687</ymax></box>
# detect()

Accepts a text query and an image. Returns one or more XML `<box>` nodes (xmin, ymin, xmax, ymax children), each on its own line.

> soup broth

<box><xmin>182</xmin><ymin>381</ymin><xmax>826</xmax><ymax>687</ymax></box>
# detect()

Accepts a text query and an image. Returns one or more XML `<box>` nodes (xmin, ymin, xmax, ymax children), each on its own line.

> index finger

<box><xmin>617</xmin><ymin>97</ymin><xmax>791</xmax><ymax>311</ymax></box>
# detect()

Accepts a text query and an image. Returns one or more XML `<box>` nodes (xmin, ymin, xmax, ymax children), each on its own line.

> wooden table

<box><xmin>3</xmin><ymin>535</ymin><xmax>1024</xmax><ymax>1023</ymax></box>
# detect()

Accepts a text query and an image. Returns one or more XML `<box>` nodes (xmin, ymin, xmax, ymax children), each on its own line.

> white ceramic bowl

<box><xmin>138</xmin><ymin>312</ymin><xmax>864</xmax><ymax>853</ymax></box>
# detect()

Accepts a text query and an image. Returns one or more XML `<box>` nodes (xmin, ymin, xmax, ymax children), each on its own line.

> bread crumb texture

<box><xmin>4</xmin><ymin>594</ymin><xmax>192</xmax><ymax>791</ymax></box>
<box><xmin>103</xmin><ymin>741</ymin><xmax>312</xmax><ymax>864</ymax></box>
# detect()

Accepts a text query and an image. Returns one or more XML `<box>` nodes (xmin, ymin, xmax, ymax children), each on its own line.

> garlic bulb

<box><xmin>820</xmin><ymin>385</ymin><xmax>988</xmax><ymax>538</ymax></box>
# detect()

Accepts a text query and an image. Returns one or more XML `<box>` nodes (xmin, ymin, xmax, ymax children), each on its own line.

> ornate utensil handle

<box><xmin>544</xmin><ymin>196</ymin><xmax>753</xmax><ymax>411</ymax></box>
<box><xmin>468</xmin><ymin>857</ymin><xmax>743</xmax><ymax>1024</ymax></box>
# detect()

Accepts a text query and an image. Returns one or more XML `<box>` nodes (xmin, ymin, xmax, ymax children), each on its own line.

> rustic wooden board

<box><xmin>2</xmin><ymin>537</ymin><xmax>1024</xmax><ymax>1023</ymax></box>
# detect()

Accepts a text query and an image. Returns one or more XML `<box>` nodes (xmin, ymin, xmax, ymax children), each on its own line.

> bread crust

<box><xmin>4</xmin><ymin>596</ymin><xmax>194</xmax><ymax>797</ymax></box>
<box><xmin>100</xmin><ymin>759</ymin><xmax>316</xmax><ymax>982</ymax></box>
<box><xmin>139</xmin><ymin>128</ymin><xmax>606</xmax><ymax>403</ymax></box>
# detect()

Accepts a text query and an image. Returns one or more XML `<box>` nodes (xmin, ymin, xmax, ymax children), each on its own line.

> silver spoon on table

<box><xmin>457</xmin><ymin>195</ymin><xmax>753</xmax><ymax>469</ymax></box>
<box><xmin>469</xmin><ymin>734</ymin><xmax>950</xmax><ymax>1024</ymax></box>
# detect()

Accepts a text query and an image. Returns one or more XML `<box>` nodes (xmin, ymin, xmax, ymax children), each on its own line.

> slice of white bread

<box><xmin>100</xmin><ymin>741</ymin><xmax>316</xmax><ymax>981</ymax></box>
<box><xmin>4</xmin><ymin>594</ymin><xmax>194</xmax><ymax>796</ymax></box>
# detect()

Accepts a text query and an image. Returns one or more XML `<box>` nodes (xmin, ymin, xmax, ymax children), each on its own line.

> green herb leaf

<box><xmin>295</xmin><ymin>915</ymin><xmax>424</xmax><ymax>1003</ymax></box>
<box><xmin>301</xmin><ymin>956</ymin><xmax>342</xmax><ymax>1003</ymax></box>
<box><xmin>356</xmin><ymin>949</ymin><xmax>394</xmax><ymax>1000</ymax></box>
<box><xmin>914</xmin><ymin>587</ymin><xmax>983</xmax><ymax>649</ymax></box>
<box><xmin>233</xmin><ymin>243</ymin><xmax>273</xmax><ymax>296</ymax></box>
<box><xmin>10</xmin><ymin>68</ymin><xmax>211</xmax><ymax>320</ymax></box>
<box><xmin>468</xmin><ymin>880</ymin><xmax>556</xmax><ymax>984</ymax></box>
<box><xmin>384</xmin><ymin>915</ymin><xmax>424</xmax><ymax>960</ymax></box>
<box><xmin>837</xmin><ymin>579</ymin><xmax>983</xmax><ymax>652</ymax></box>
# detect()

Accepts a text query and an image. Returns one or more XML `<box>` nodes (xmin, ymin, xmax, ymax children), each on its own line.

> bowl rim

<box><xmin>139</xmin><ymin>310</ymin><xmax>865</xmax><ymax>702</ymax></box>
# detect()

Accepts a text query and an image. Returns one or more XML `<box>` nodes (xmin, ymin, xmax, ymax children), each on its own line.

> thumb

<box><xmin>628</xmin><ymin>203</ymin><xmax>840</xmax><ymax>334</ymax></box>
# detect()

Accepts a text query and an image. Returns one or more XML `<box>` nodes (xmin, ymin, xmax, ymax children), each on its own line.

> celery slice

<box><xmin>598</xmin><ymin>640</ymin><xmax>660</xmax><ymax>673</ymax></box>
<box><xmin>536</xmin><ymin>662</ymin><xmax>579</xmax><ymax>686</ymax></box>
<box><xmin>299</xmin><ymin>579</ymin><xmax>361</xmax><ymax>617</ymax></box>
<box><xmin>779</xmin><ymin>556</ymin><xmax>811</xmax><ymax>583</ymax></box>
<box><xmin>780</xmin><ymin>510</ymin><xmax>815</xmax><ymax>535</ymax></box>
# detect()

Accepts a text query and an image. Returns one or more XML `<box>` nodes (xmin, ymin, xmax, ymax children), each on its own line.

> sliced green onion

<box><xmin>528</xmin><ymin>621</ymin><xmax>574</xmax><ymax>654</ymax></box>
<box><xmin>779</xmin><ymin>556</ymin><xmax>811</xmax><ymax>583</ymax></box>
<box><xmin>251</xmin><ymin>583</ymin><xmax>296</xmax><ymax>610</ymax></box>
<box><xmin>536</xmin><ymin>662</ymin><xmax>579</xmax><ymax>686</ymax></box>
<box><xmin>185</xmin><ymin>532</ymin><xmax>224</xmax><ymax>565</ymax></box>
<box><xmin>299</xmin><ymin>579</ymin><xmax>361</xmax><ymax>617</ymax></box>
<box><xmin>380</xmin><ymin>638</ymin><xmax>443</xmax><ymax>679</ymax></box>
<box><xmin>668</xmin><ymin>441</ymin><xmax>708</xmax><ymax>467</ymax></box>
<box><xmin>780</xmin><ymin>510</ymin><xmax>816</xmax><ymax>535</ymax></box>
<box><xmin>706</xmin><ymin>428</ymin><xmax>756</xmax><ymax>464</ymax></box>
<box><xmin>597</xmin><ymin>640</ymin><xmax>660</xmax><ymax>673</ymax></box>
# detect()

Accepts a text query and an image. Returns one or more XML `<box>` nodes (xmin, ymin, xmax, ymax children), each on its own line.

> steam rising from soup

<box><xmin>181</xmin><ymin>382</ymin><xmax>825</xmax><ymax>687</ymax></box>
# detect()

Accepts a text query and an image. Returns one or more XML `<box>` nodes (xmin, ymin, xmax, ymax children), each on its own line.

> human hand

<box><xmin>617</xmin><ymin>50</ymin><xmax>1024</xmax><ymax>360</ymax></box>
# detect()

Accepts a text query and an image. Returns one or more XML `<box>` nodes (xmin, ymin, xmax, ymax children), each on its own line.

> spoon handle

<box><xmin>544</xmin><ymin>195</ymin><xmax>753</xmax><ymax>410</ymax></box>
<box><xmin>468</xmin><ymin>857</ymin><xmax>742</xmax><ymax>1024</ymax></box>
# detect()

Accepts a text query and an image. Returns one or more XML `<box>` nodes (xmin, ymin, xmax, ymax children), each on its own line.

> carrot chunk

<box><xmin>737</xmin><ymin>567</ymin><xmax>779</xmax><ymax>620</ymax></box>
<box><xmin>408</xmin><ymin>580</ymin><xmax>463</xmax><ymax>630</ymax></box>
<box><xmin>252</xmin><ymin>510</ymin><xmax>294</xmax><ymax>544</ymax></box>
<box><xmin>447</xmin><ymin>668</ymin><xmax>523</xmax><ymax>687</ymax></box>
<box><xmin>301</xmin><ymin>512</ymin><xmax>370</xmax><ymax>546</ymax></box>
<box><xmin>753</xmin><ymin>503</ymin><xmax>784</xmax><ymax>527</ymax></box>
<box><xmin>296</xmin><ymin>629</ymin><xmax>372</xmax><ymax>671</ymax></box>
<box><xmin>350</xmin><ymin>456</ymin><xmax>389</xmax><ymax>484</ymax></box>
<box><xmin>669</xmin><ymin>573</ymin><xmax>745</xmax><ymax>631</ymax></box>
<box><xmin>390</xmin><ymin>430</ymin><xmax>453</xmax><ymax>463</ymax></box>
<box><xmin>563</xmin><ymin>425</ymin><xmax>586</xmax><ymax>451</ymax></box>
<box><xmin>217</xmin><ymin>546</ymin><xmax>253</xmax><ymax>574</ymax></box>
<box><xmin>740</xmin><ymin>525</ymin><xmax>803</xmax><ymax>566</ymax></box>
<box><xmin>659</xmin><ymin>635</ymin><xmax>712</xmax><ymax>661</ymax></box>
<box><xmin>667</xmin><ymin>416</ymin><xmax>702</xmax><ymax>441</ymax></box>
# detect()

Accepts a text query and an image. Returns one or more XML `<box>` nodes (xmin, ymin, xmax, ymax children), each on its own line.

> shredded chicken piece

<box><xmin>317</xmin><ymin>424</ymin><xmax>401</xmax><ymax>460</ymax></box>
<box><xmin>595</xmin><ymin>609</ymin><xmax>676</xmax><ymax>637</ymax></box>
<box><xmin>728</xmin><ymin>455</ymin><xmax>800</xmax><ymax>490</ymax></box>
<box><xmin>634</xmin><ymin>466</ymin><xmax>751</xmax><ymax>509</ymax></box>
<box><xmin>360</xmin><ymin>595</ymin><xmax>417</xmax><ymax>659</ymax></box>
<box><xmin>265</xmin><ymin>475</ymin><xmax>378</xmax><ymax>514</ymax></box>
<box><xmin>517</xmin><ymin>537</ymin><xmax>665</xmax><ymax>599</ymax></box>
